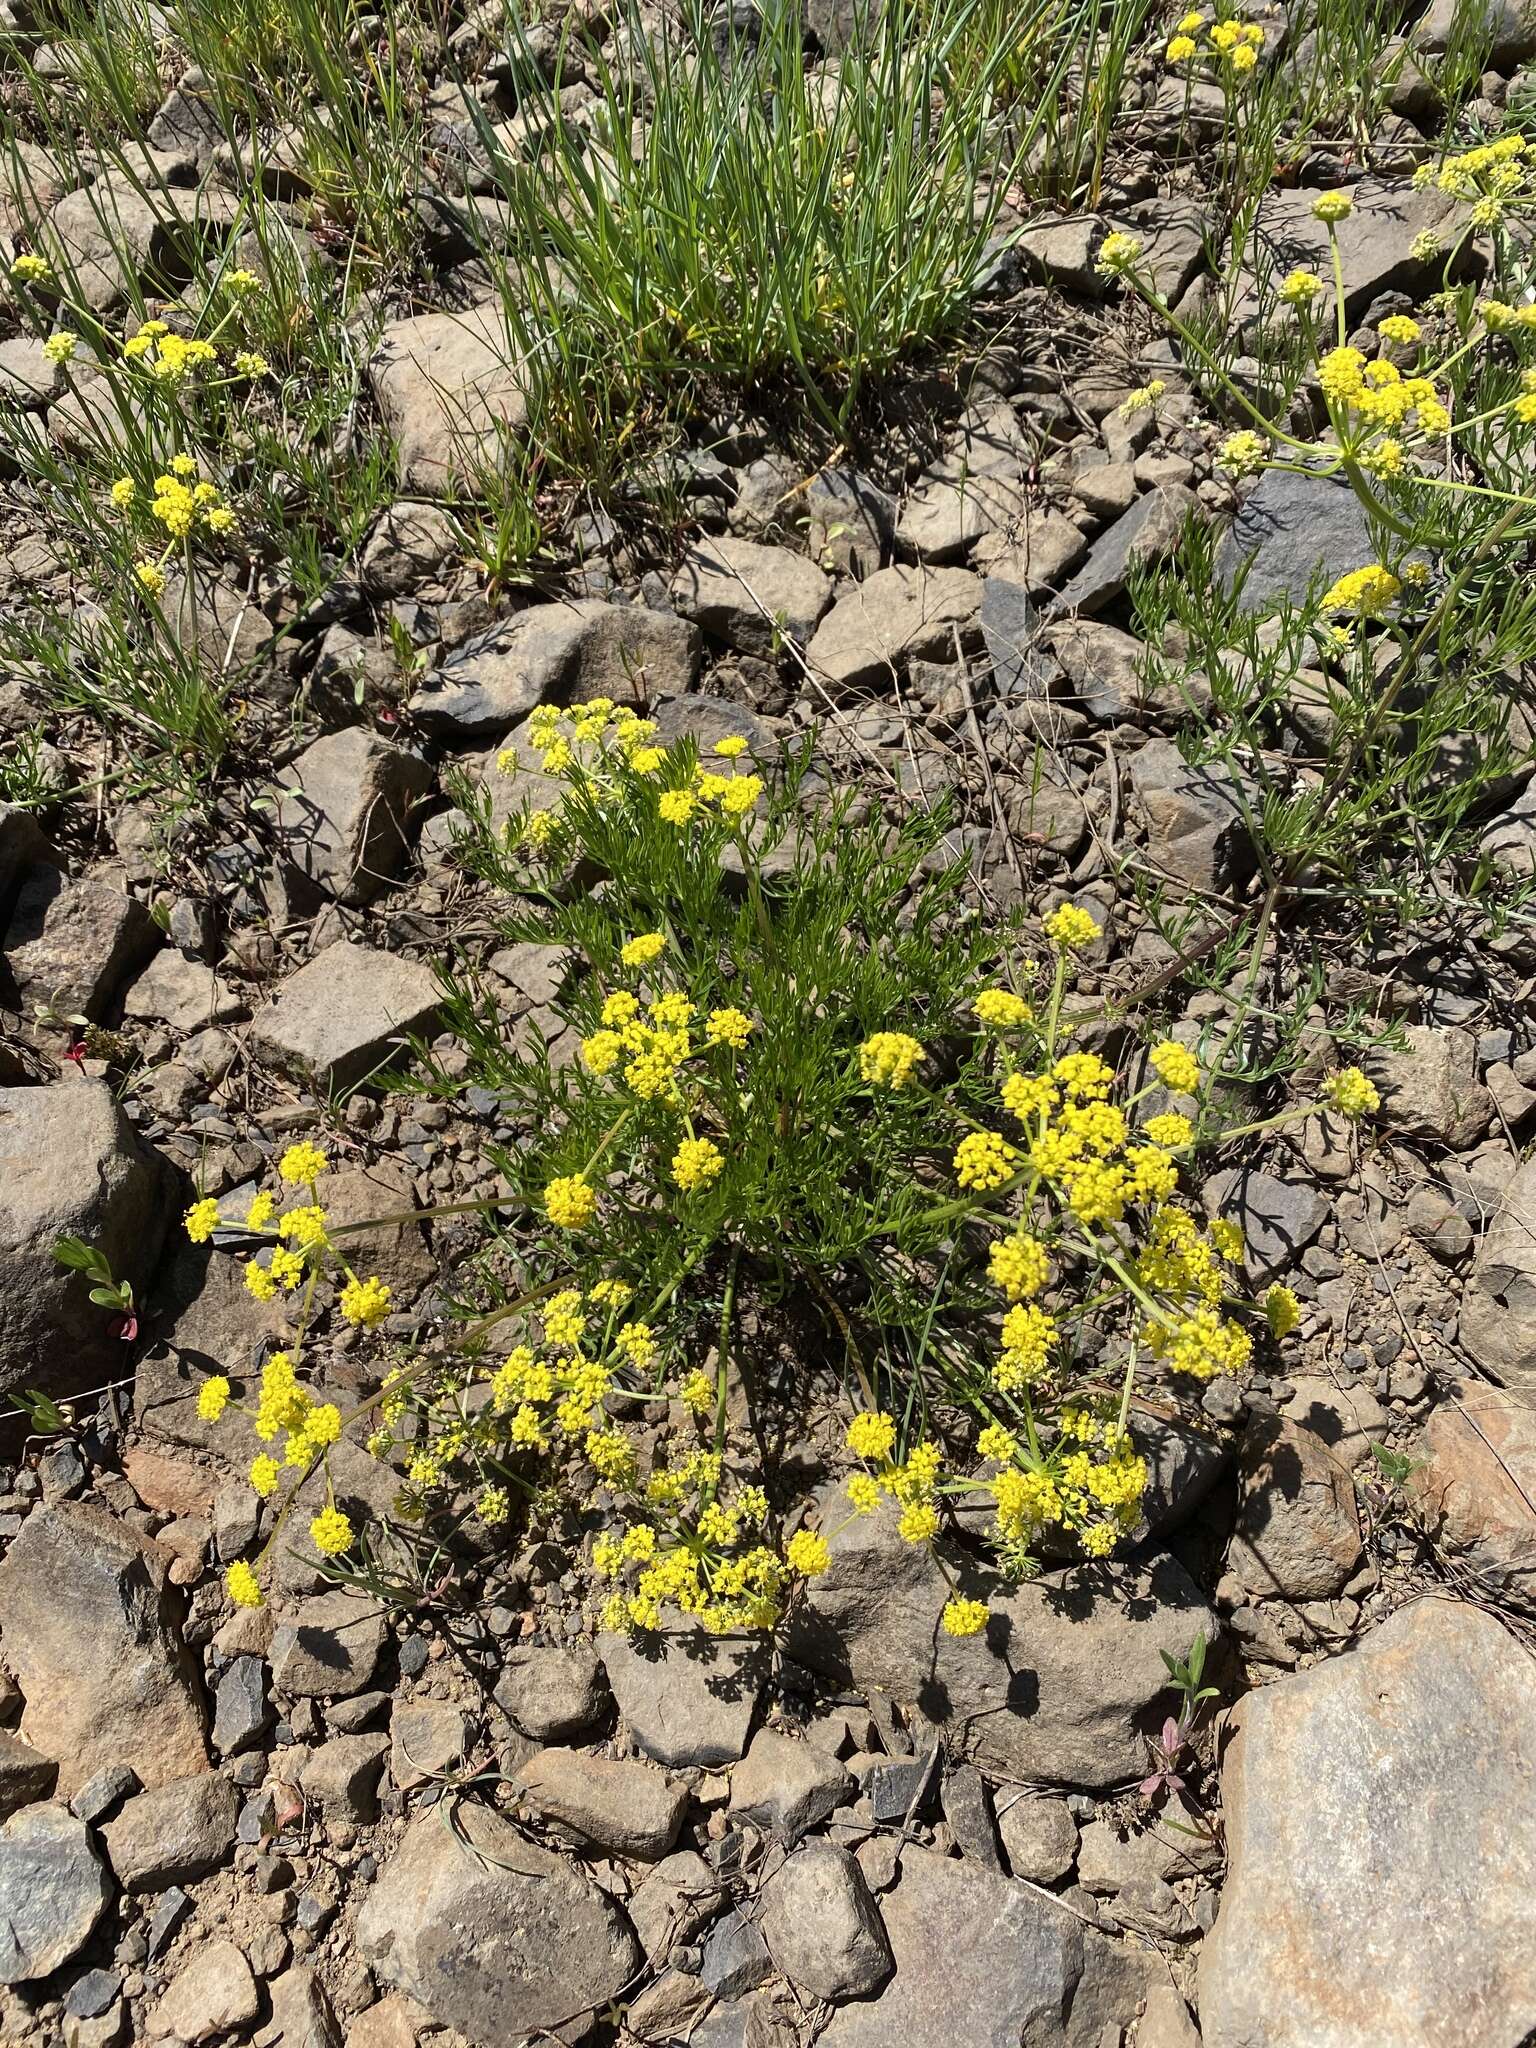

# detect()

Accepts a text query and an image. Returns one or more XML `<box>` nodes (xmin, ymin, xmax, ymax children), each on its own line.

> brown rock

<box><xmin>1413</xmin><ymin>1386</ymin><xmax>1536</xmax><ymax>1611</ymax></box>
<box><xmin>369</xmin><ymin>305</ymin><xmax>534</xmax><ymax>494</ymax></box>
<box><xmin>0</xmin><ymin>1503</ymin><xmax>208</xmax><ymax>1795</ymax></box>
<box><xmin>1228</xmin><ymin>1410</ymin><xmax>1362</xmax><ymax>1601</ymax></box>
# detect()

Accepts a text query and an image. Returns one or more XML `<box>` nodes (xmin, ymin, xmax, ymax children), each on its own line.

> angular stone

<box><xmin>760</xmin><ymin>1842</ymin><xmax>892</xmax><ymax>2000</ymax></box>
<box><xmin>369</xmin><ymin>304</ymin><xmax>533</xmax><ymax>494</ymax></box>
<box><xmin>101</xmin><ymin>1772</ymin><xmax>236</xmax><ymax>1889</ymax></box>
<box><xmin>1200</xmin><ymin>1600</ymin><xmax>1536</xmax><ymax>2048</ymax></box>
<box><xmin>980</xmin><ymin>577</ymin><xmax>1055</xmax><ymax>699</ymax></box>
<box><xmin>492</xmin><ymin>1644</ymin><xmax>609</xmax><ymax>1742</ymax></box>
<box><xmin>700</xmin><ymin>1910</ymin><xmax>773</xmax><ymax>1999</ymax></box>
<box><xmin>819</xmin><ymin>1844</ymin><xmax>1149</xmax><ymax>2048</ymax></box>
<box><xmin>390</xmin><ymin>1699</ymin><xmax>470</xmax><ymax>1791</ymax></box>
<box><xmin>1215</xmin><ymin>470</ymin><xmax>1375</xmax><ymax>615</ymax></box>
<box><xmin>670</xmin><ymin>535</ymin><xmax>833</xmax><ymax>655</ymax></box>
<box><xmin>628</xmin><ymin>1849</ymin><xmax>723</xmax><ymax>1961</ymax></box>
<box><xmin>3</xmin><ymin>864</ymin><xmax>157</xmax><ymax>1020</ymax></box>
<box><xmin>517</xmin><ymin>1746</ymin><xmax>688</xmax><ymax>1860</ymax></box>
<box><xmin>0</xmin><ymin>1501</ymin><xmax>208</xmax><ymax>1795</ymax></box>
<box><xmin>409</xmin><ymin>599</ymin><xmax>699</xmax><ymax>738</ymax></box>
<box><xmin>805</xmin><ymin>467</ymin><xmax>895</xmax><ymax>580</ymax></box>
<box><xmin>807</xmin><ymin>563</ymin><xmax>983</xmax><ymax>690</ymax></box>
<box><xmin>1281</xmin><ymin>1376</ymin><xmax>1386</xmax><ymax>1471</ymax></box>
<box><xmin>972</xmin><ymin>510</ymin><xmax>1090</xmax><ymax>601</ymax></box>
<box><xmin>1202</xmin><ymin>1166</ymin><xmax>1328</xmax><ymax>1286</ymax></box>
<box><xmin>1049</xmin><ymin>484</ymin><xmax>1199</xmax><ymax>617</ymax></box>
<box><xmin>298</xmin><ymin>1734</ymin><xmax>390</xmax><ymax>1824</ymax></box>
<box><xmin>40</xmin><ymin>179</ymin><xmax>167</xmax><ymax>312</ymax></box>
<box><xmin>896</xmin><ymin>406</ymin><xmax>1034</xmax><ymax>563</ymax></box>
<box><xmin>360</xmin><ymin>500</ymin><xmax>461</xmax><ymax>596</ymax></box>
<box><xmin>728</xmin><ymin>1727</ymin><xmax>852</xmax><ymax>1841</ymax></box>
<box><xmin>149</xmin><ymin>1939</ymin><xmax>259</xmax><ymax>2045</ymax></box>
<box><xmin>1411</xmin><ymin>0</ymin><xmax>1536</xmax><ymax>68</ymax></box>
<box><xmin>1229</xmin><ymin>1408</ymin><xmax>1363</xmax><ymax>1601</ymax></box>
<box><xmin>211</xmin><ymin>1656</ymin><xmax>270</xmax><ymax>1758</ymax></box>
<box><xmin>599</xmin><ymin>1624</ymin><xmax>766</xmax><ymax>1767</ymax></box>
<box><xmin>1046</xmin><ymin>617</ymin><xmax>1156</xmax><ymax>722</ymax></box>
<box><xmin>1480</xmin><ymin>780</ymin><xmax>1536</xmax><ymax>881</ymax></box>
<box><xmin>249</xmin><ymin>939</ymin><xmax>441</xmax><ymax>1091</ymax></box>
<box><xmin>1127</xmin><ymin>738</ymin><xmax>1253</xmax><ymax>893</ymax></box>
<box><xmin>0</xmin><ymin>336</ymin><xmax>64</xmax><ymax>409</ymax></box>
<box><xmin>790</xmin><ymin>1497</ymin><xmax>1217</xmax><ymax>1788</ymax></box>
<box><xmin>270</xmin><ymin>1590</ymin><xmax>388</xmax><ymax>1698</ymax></box>
<box><xmin>355</xmin><ymin>1803</ymin><xmax>642</xmax><ymax>2043</ymax></box>
<box><xmin>311</xmin><ymin>1156</ymin><xmax>434</xmax><ymax>1295</ymax></box>
<box><xmin>272</xmin><ymin>728</ymin><xmax>434</xmax><ymax>907</ymax></box>
<box><xmin>1365</xmin><ymin>1025</ymin><xmax>1493</xmax><ymax>1150</ymax></box>
<box><xmin>262</xmin><ymin>1964</ymin><xmax>341</xmax><ymax>2048</ymax></box>
<box><xmin>996</xmin><ymin>1793</ymin><xmax>1078</xmax><ymax>1884</ymax></box>
<box><xmin>0</xmin><ymin>1804</ymin><xmax>110</xmax><ymax>1985</ymax></box>
<box><xmin>0</xmin><ymin>1732</ymin><xmax>57</xmax><ymax>1820</ymax></box>
<box><xmin>1461</xmin><ymin>1155</ymin><xmax>1536</xmax><ymax>1385</ymax></box>
<box><xmin>121</xmin><ymin>948</ymin><xmax>243</xmax><ymax>1033</ymax></box>
<box><xmin>1413</xmin><ymin>1386</ymin><xmax>1536</xmax><ymax>1611</ymax></box>
<box><xmin>1004</xmin><ymin>777</ymin><xmax>1087</xmax><ymax>858</ymax></box>
<box><xmin>1223</xmin><ymin>179</ymin><xmax>1462</xmax><ymax>343</ymax></box>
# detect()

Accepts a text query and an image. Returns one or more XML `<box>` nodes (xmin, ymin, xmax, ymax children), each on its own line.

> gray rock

<box><xmin>807</xmin><ymin>563</ymin><xmax>983</xmax><ymax>690</ymax></box>
<box><xmin>248</xmin><ymin>939</ymin><xmax>441</xmax><ymax>1091</ymax></box>
<box><xmin>121</xmin><ymin>949</ymin><xmax>243</xmax><ymax>1032</ymax></box>
<box><xmin>897</xmin><ymin>406</ymin><xmax>1034</xmax><ymax>564</ymax></box>
<box><xmin>40</xmin><ymin>179</ymin><xmax>168</xmax><ymax>312</ymax></box>
<box><xmin>599</xmin><ymin>1624</ymin><xmax>766</xmax><ymax>1767</ymax></box>
<box><xmin>1127</xmin><ymin>738</ymin><xmax>1254</xmax><ymax>893</ymax></box>
<box><xmin>516</xmin><ymin>1746</ymin><xmax>689</xmax><ymax>1860</ymax></box>
<box><xmin>0</xmin><ymin>1501</ymin><xmax>207</xmax><ymax>1796</ymax></box>
<box><xmin>1202</xmin><ymin>1166</ymin><xmax>1329</xmax><ymax>1285</ymax></box>
<box><xmin>996</xmin><ymin>1793</ymin><xmax>1079</xmax><ymax>1884</ymax></box>
<box><xmin>1413</xmin><ymin>1386</ymin><xmax>1536</xmax><ymax>1611</ymax></box>
<box><xmin>262</xmin><ymin>1964</ymin><xmax>341</xmax><ymax>2048</ymax></box>
<box><xmin>1461</xmin><ymin>1154</ymin><xmax>1536</xmax><ymax>1385</ymax></box>
<box><xmin>1281</xmin><ymin>1376</ymin><xmax>1386</xmax><ymax>1471</ymax></box>
<box><xmin>1480</xmin><ymin>780</ymin><xmax>1536</xmax><ymax>881</ymax></box>
<box><xmin>1045</xmin><ymin>617</ymin><xmax>1155</xmax><ymax>722</ymax></box>
<box><xmin>727</xmin><ymin>1727</ymin><xmax>852</xmax><ymax>1840</ymax></box>
<box><xmin>69</xmin><ymin>1766</ymin><xmax>139</xmax><ymax>1827</ymax></box>
<box><xmin>369</xmin><ymin>304</ymin><xmax>533</xmax><ymax>494</ymax></box>
<box><xmin>389</xmin><ymin>1699</ymin><xmax>470</xmax><ymax>1791</ymax></box>
<box><xmin>1365</xmin><ymin>1025</ymin><xmax>1493</xmax><ymax>1150</ymax></box>
<box><xmin>760</xmin><ymin>1843</ymin><xmax>893</xmax><ymax>2000</ymax></box>
<box><xmin>700</xmin><ymin>1910</ymin><xmax>773</xmax><ymax>1999</ymax></box>
<box><xmin>0</xmin><ymin>336</ymin><xmax>64</xmax><ymax>408</ymax></box>
<box><xmin>355</xmin><ymin>1802</ymin><xmax>642</xmax><ymax>2043</ymax></box>
<box><xmin>1015</xmin><ymin>214</ymin><xmax>1107</xmax><ymax>294</ymax></box>
<box><xmin>271</xmin><ymin>728</ymin><xmax>433</xmax><ymax>907</ymax></box>
<box><xmin>492</xmin><ymin>1643</ymin><xmax>609</xmax><ymax>1742</ymax></box>
<box><xmin>298</xmin><ymin>1734</ymin><xmax>390</xmax><ymax>1823</ymax></box>
<box><xmin>980</xmin><ymin>578</ymin><xmax>1055</xmax><ymax>699</ymax></box>
<box><xmin>100</xmin><ymin>1773</ymin><xmax>237</xmax><ymax>1889</ymax></box>
<box><xmin>0</xmin><ymin>1731</ymin><xmax>57</xmax><ymax>1820</ymax></box>
<box><xmin>1200</xmin><ymin>1600</ymin><xmax>1536</xmax><ymax>2048</ymax></box>
<box><xmin>65</xmin><ymin>1966</ymin><xmax>121</xmax><ymax>2018</ymax></box>
<box><xmin>1049</xmin><ymin>483</ymin><xmax>1199</xmax><ymax>617</ymax></box>
<box><xmin>409</xmin><ymin>599</ymin><xmax>699</xmax><ymax>737</ymax></box>
<box><xmin>270</xmin><ymin>1590</ymin><xmax>388</xmax><ymax>1697</ymax></box>
<box><xmin>789</xmin><ymin>1494</ymin><xmax>1218</xmax><ymax>1788</ymax></box>
<box><xmin>0</xmin><ymin>1804</ymin><xmax>110</xmax><ymax>1984</ymax></box>
<box><xmin>805</xmin><ymin>467</ymin><xmax>895</xmax><ymax>580</ymax></box>
<box><xmin>1214</xmin><ymin>470</ymin><xmax>1376</xmax><ymax>615</ymax></box>
<box><xmin>670</xmin><ymin>535</ymin><xmax>833</xmax><ymax>654</ymax></box>
<box><xmin>818</xmin><ymin>1844</ymin><xmax>1150</xmax><ymax>2048</ymax></box>
<box><xmin>940</xmin><ymin>1763</ymin><xmax>1002</xmax><ymax>1871</ymax></box>
<box><xmin>628</xmin><ymin>1849</ymin><xmax>723</xmax><ymax>1961</ymax></box>
<box><xmin>148</xmin><ymin>1939</ymin><xmax>259</xmax><ymax>2044</ymax></box>
<box><xmin>3</xmin><ymin>863</ymin><xmax>157</xmax><ymax>1021</ymax></box>
<box><xmin>360</xmin><ymin>500</ymin><xmax>461</xmax><ymax>595</ymax></box>
<box><xmin>211</xmin><ymin>1657</ymin><xmax>270</xmax><ymax>1759</ymax></box>
<box><xmin>973</xmin><ymin>510</ymin><xmax>1092</xmax><ymax>599</ymax></box>
<box><xmin>1412</xmin><ymin>0</ymin><xmax>1536</xmax><ymax>67</ymax></box>
<box><xmin>1223</xmin><ymin>178</ymin><xmax>1462</xmax><ymax>344</ymax></box>
<box><xmin>1229</xmin><ymin>1407</ymin><xmax>1363</xmax><ymax>1600</ymax></box>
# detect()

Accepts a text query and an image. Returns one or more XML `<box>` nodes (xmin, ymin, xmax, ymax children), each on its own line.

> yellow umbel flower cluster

<box><xmin>842</xmin><ymin>1412</ymin><xmax>946</xmax><ymax>1542</ymax></box>
<box><xmin>1165</xmin><ymin>11</ymin><xmax>1264</xmax><ymax>73</ymax></box>
<box><xmin>858</xmin><ymin>1030</ymin><xmax>924</xmax><ymax>1088</ymax></box>
<box><xmin>981</xmin><ymin>1404</ymin><xmax>1149</xmax><ymax>1563</ymax></box>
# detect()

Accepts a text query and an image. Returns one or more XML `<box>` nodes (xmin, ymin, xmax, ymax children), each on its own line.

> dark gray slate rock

<box><xmin>0</xmin><ymin>1804</ymin><xmax>110</xmax><ymax>1984</ymax></box>
<box><xmin>1202</xmin><ymin>1166</ymin><xmax>1329</xmax><ymax>1285</ymax></box>
<box><xmin>1049</xmin><ymin>484</ymin><xmax>1199</xmax><ymax>617</ymax></box>
<box><xmin>355</xmin><ymin>1804</ymin><xmax>642</xmax><ymax>2043</ymax></box>
<box><xmin>1214</xmin><ymin>470</ymin><xmax>1377</xmax><ymax>615</ymax></box>
<box><xmin>981</xmin><ymin>577</ymin><xmax>1055</xmax><ymax>699</ymax></box>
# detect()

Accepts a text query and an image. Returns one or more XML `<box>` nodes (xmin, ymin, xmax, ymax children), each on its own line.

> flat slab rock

<box><xmin>819</xmin><ymin>1843</ymin><xmax>1149</xmax><ymax>2048</ymax></box>
<box><xmin>355</xmin><ymin>1801</ymin><xmax>641</xmax><ymax>2046</ymax></box>
<box><xmin>248</xmin><ymin>938</ymin><xmax>442</xmax><ymax>1091</ymax></box>
<box><xmin>1200</xmin><ymin>1598</ymin><xmax>1536</xmax><ymax>2048</ymax></box>
<box><xmin>369</xmin><ymin>303</ymin><xmax>533</xmax><ymax>495</ymax></box>
<box><xmin>788</xmin><ymin>1493</ymin><xmax>1218</xmax><ymax>1787</ymax></box>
